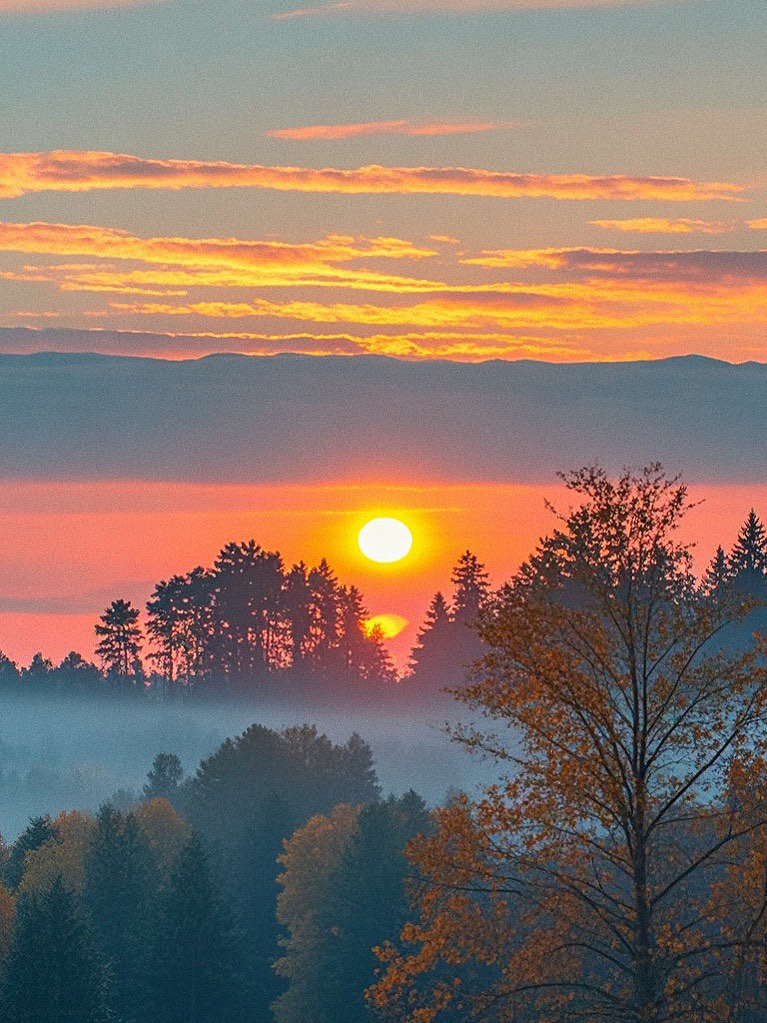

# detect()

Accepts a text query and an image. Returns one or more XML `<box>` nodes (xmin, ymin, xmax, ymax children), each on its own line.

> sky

<box><xmin>0</xmin><ymin>0</ymin><xmax>765</xmax><ymax>362</ymax></box>
<box><xmin>0</xmin><ymin>0</ymin><xmax>766</xmax><ymax>668</ymax></box>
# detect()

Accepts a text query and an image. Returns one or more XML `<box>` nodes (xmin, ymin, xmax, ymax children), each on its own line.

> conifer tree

<box><xmin>95</xmin><ymin>598</ymin><xmax>143</xmax><ymax>679</ymax></box>
<box><xmin>451</xmin><ymin>550</ymin><xmax>490</xmax><ymax>625</ymax></box>
<box><xmin>145</xmin><ymin>836</ymin><xmax>243</xmax><ymax>1023</ymax></box>
<box><xmin>408</xmin><ymin>591</ymin><xmax>454</xmax><ymax>687</ymax></box>
<box><xmin>3</xmin><ymin>877</ymin><xmax>108</xmax><ymax>1023</ymax></box>
<box><xmin>704</xmin><ymin>544</ymin><xmax>729</xmax><ymax>593</ymax></box>
<box><xmin>5</xmin><ymin>816</ymin><xmax>58</xmax><ymax>891</ymax></box>
<box><xmin>313</xmin><ymin>792</ymin><xmax>430</xmax><ymax>1023</ymax></box>
<box><xmin>143</xmin><ymin>753</ymin><xmax>184</xmax><ymax>801</ymax></box>
<box><xmin>85</xmin><ymin>805</ymin><xmax>155</xmax><ymax>1021</ymax></box>
<box><xmin>728</xmin><ymin>509</ymin><xmax>767</xmax><ymax>578</ymax></box>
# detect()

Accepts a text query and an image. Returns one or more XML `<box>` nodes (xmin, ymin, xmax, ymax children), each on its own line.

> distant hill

<box><xmin>0</xmin><ymin>333</ymin><xmax>765</xmax><ymax>483</ymax></box>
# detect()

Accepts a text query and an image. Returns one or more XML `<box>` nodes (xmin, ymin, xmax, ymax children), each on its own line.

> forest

<box><xmin>0</xmin><ymin>547</ymin><xmax>490</xmax><ymax>709</ymax></box>
<box><xmin>3</xmin><ymin>474</ymin><xmax>767</xmax><ymax>1021</ymax></box>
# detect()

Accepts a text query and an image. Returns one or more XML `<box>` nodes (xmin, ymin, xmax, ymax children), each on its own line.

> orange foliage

<box><xmin>370</xmin><ymin>466</ymin><xmax>767</xmax><ymax>1023</ymax></box>
<box><xmin>133</xmin><ymin>798</ymin><xmax>192</xmax><ymax>874</ymax></box>
<box><xmin>21</xmin><ymin>811</ymin><xmax>96</xmax><ymax>896</ymax></box>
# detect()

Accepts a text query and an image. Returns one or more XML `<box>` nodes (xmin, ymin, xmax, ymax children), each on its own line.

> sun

<box><xmin>358</xmin><ymin>517</ymin><xmax>413</xmax><ymax>564</ymax></box>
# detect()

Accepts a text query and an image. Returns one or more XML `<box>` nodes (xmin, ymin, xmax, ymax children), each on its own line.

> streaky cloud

<box><xmin>274</xmin><ymin>0</ymin><xmax>688</xmax><ymax>15</ymax></box>
<box><xmin>0</xmin><ymin>151</ymin><xmax>744</xmax><ymax>202</ymax></box>
<box><xmin>266</xmin><ymin>120</ymin><xmax>501</xmax><ymax>139</ymax></box>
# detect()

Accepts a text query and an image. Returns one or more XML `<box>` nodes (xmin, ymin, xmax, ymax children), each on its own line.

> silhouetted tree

<box><xmin>143</xmin><ymin>753</ymin><xmax>184</xmax><ymax>801</ymax></box>
<box><xmin>210</xmin><ymin>541</ymin><xmax>286</xmax><ymax>680</ymax></box>
<box><xmin>5</xmin><ymin>816</ymin><xmax>58</xmax><ymax>890</ymax></box>
<box><xmin>145</xmin><ymin>836</ymin><xmax>243</xmax><ymax>1023</ymax></box>
<box><xmin>408</xmin><ymin>591</ymin><xmax>454</xmax><ymax>687</ymax></box>
<box><xmin>95</xmin><ymin>599</ymin><xmax>143</xmax><ymax>679</ymax></box>
<box><xmin>729</xmin><ymin>509</ymin><xmax>767</xmax><ymax>580</ymax></box>
<box><xmin>3</xmin><ymin>877</ymin><xmax>109</xmax><ymax>1023</ymax></box>
<box><xmin>284</xmin><ymin>562</ymin><xmax>314</xmax><ymax>668</ymax></box>
<box><xmin>451</xmin><ymin>549</ymin><xmax>490</xmax><ymax>626</ymax></box>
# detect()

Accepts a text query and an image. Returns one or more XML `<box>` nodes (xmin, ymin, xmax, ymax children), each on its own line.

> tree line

<box><xmin>0</xmin><ymin>544</ymin><xmax>496</xmax><ymax>705</ymax></box>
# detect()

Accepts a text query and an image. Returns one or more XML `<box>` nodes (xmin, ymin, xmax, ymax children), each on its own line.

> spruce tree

<box><xmin>145</xmin><ymin>836</ymin><xmax>243</xmax><ymax>1023</ymax></box>
<box><xmin>704</xmin><ymin>544</ymin><xmax>729</xmax><ymax>593</ymax></box>
<box><xmin>3</xmin><ymin>877</ymin><xmax>109</xmax><ymax>1023</ymax></box>
<box><xmin>84</xmin><ymin>805</ymin><xmax>155</xmax><ymax>1021</ymax></box>
<box><xmin>728</xmin><ymin>510</ymin><xmax>767</xmax><ymax>578</ymax></box>
<box><xmin>451</xmin><ymin>550</ymin><xmax>490</xmax><ymax>625</ymax></box>
<box><xmin>408</xmin><ymin>591</ymin><xmax>455</xmax><ymax>690</ymax></box>
<box><xmin>5</xmin><ymin>816</ymin><xmax>58</xmax><ymax>890</ymax></box>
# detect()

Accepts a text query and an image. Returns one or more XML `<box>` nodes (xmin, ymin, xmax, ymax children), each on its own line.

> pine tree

<box><xmin>408</xmin><ymin>591</ymin><xmax>454</xmax><ymax>686</ymax></box>
<box><xmin>95</xmin><ymin>598</ymin><xmax>143</xmax><ymax>679</ymax></box>
<box><xmin>728</xmin><ymin>510</ymin><xmax>767</xmax><ymax>578</ymax></box>
<box><xmin>704</xmin><ymin>545</ymin><xmax>729</xmax><ymax>593</ymax></box>
<box><xmin>3</xmin><ymin>877</ymin><xmax>109</xmax><ymax>1023</ymax></box>
<box><xmin>451</xmin><ymin>550</ymin><xmax>490</xmax><ymax>625</ymax></box>
<box><xmin>145</xmin><ymin>836</ymin><xmax>244</xmax><ymax>1023</ymax></box>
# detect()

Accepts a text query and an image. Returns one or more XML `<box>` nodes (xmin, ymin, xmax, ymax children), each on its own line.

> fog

<box><xmin>0</xmin><ymin>690</ymin><xmax>503</xmax><ymax>840</ymax></box>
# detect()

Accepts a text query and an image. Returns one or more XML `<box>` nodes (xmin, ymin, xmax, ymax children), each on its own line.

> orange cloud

<box><xmin>266</xmin><ymin>120</ymin><xmax>499</xmax><ymax>139</ymax></box>
<box><xmin>746</xmin><ymin>218</ymin><xmax>767</xmax><ymax>230</ymax></box>
<box><xmin>0</xmin><ymin>151</ymin><xmax>745</xmax><ymax>202</ymax></box>
<box><xmin>272</xmin><ymin>1</ymin><xmax>352</xmax><ymax>19</ymax></box>
<box><xmin>590</xmin><ymin>217</ymin><xmax>733</xmax><ymax>235</ymax></box>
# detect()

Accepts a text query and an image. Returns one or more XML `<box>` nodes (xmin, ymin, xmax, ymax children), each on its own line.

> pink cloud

<box><xmin>266</xmin><ymin>120</ymin><xmax>500</xmax><ymax>139</ymax></box>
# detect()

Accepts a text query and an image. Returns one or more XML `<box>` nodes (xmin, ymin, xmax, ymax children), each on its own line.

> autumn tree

<box><xmin>274</xmin><ymin>803</ymin><xmax>362</xmax><ymax>1023</ymax></box>
<box><xmin>371</xmin><ymin>465</ymin><xmax>767</xmax><ymax>1023</ymax></box>
<box><xmin>5</xmin><ymin>816</ymin><xmax>58</xmax><ymax>890</ymax></box>
<box><xmin>95</xmin><ymin>598</ymin><xmax>143</xmax><ymax>679</ymax></box>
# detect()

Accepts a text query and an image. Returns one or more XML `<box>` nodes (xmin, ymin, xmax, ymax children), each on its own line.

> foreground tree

<box><xmin>371</xmin><ymin>465</ymin><xmax>767</xmax><ymax>1023</ymax></box>
<box><xmin>145</xmin><ymin>836</ymin><xmax>244</xmax><ymax>1023</ymax></box>
<box><xmin>3</xmin><ymin>877</ymin><xmax>108</xmax><ymax>1022</ymax></box>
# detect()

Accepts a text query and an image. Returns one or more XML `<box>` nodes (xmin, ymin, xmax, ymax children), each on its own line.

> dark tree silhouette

<box><xmin>143</xmin><ymin>753</ymin><xmax>184</xmax><ymax>801</ymax></box>
<box><xmin>451</xmin><ymin>549</ymin><xmax>490</xmax><ymax>626</ymax></box>
<box><xmin>211</xmin><ymin>541</ymin><xmax>286</xmax><ymax>679</ymax></box>
<box><xmin>728</xmin><ymin>509</ymin><xmax>767</xmax><ymax>579</ymax></box>
<box><xmin>407</xmin><ymin>591</ymin><xmax>454</xmax><ymax>685</ymax></box>
<box><xmin>3</xmin><ymin>877</ymin><xmax>109</xmax><ymax>1023</ymax></box>
<box><xmin>145</xmin><ymin>836</ymin><xmax>244</xmax><ymax>1023</ymax></box>
<box><xmin>704</xmin><ymin>545</ymin><xmax>728</xmax><ymax>591</ymax></box>
<box><xmin>95</xmin><ymin>599</ymin><xmax>143</xmax><ymax>679</ymax></box>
